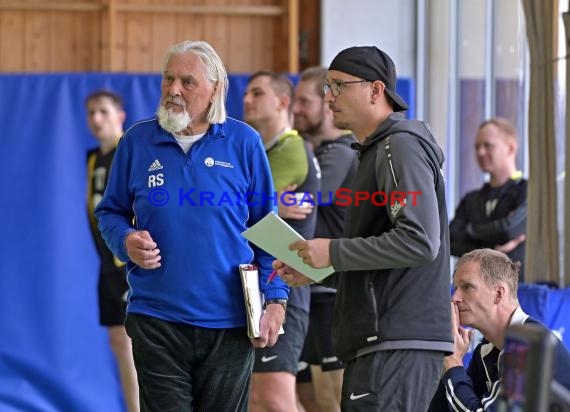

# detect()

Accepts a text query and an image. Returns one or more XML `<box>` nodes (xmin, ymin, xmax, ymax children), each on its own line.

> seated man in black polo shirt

<box><xmin>428</xmin><ymin>249</ymin><xmax>570</xmax><ymax>411</ymax></box>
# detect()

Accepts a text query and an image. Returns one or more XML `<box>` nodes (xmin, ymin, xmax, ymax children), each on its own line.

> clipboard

<box><xmin>242</xmin><ymin>212</ymin><xmax>335</xmax><ymax>282</ymax></box>
<box><xmin>239</xmin><ymin>264</ymin><xmax>284</xmax><ymax>339</ymax></box>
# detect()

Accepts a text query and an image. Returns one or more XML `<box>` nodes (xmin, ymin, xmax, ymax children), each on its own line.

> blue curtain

<box><xmin>3</xmin><ymin>72</ymin><xmax>569</xmax><ymax>412</ymax></box>
<box><xmin>0</xmin><ymin>73</ymin><xmax>415</xmax><ymax>411</ymax></box>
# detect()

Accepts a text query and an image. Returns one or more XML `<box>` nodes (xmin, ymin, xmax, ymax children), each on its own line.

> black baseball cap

<box><xmin>328</xmin><ymin>46</ymin><xmax>408</xmax><ymax>112</ymax></box>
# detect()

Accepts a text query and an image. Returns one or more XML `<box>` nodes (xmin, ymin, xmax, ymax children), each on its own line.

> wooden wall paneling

<box><xmin>100</xmin><ymin>0</ymin><xmax>110</xmax><ymax>70</ymax></box>
<box><xmin>0</xmin><ymin>0</ymin><xmax>296</xmax><ymax>73</ymax></box>
<box><xmin>243</xmin><ymin>0</ymin><xmax>288</xmax><ymax>72</ymax></box>
<box><xmin>113</xmin><ymin>7</ymin><xmax>127</xmax><ymax>71</ymax></box>
<box><xmin>246</xmin><ymin>0</ymin><xmax>264</xmax><ymax>72</ymax></box>
<box><xmin>249</xmin><ymin>14</ymin><xmax>261</xmax><ymax>71</ymax></box>
<box><xmin>175</xmin><ymin>0</ymin><xmax>205</xmax><ymax>53</ymax></box>
<box><xmin>150</xmin><ymin>0</ymin><xmax>176</xmax><ymax>71</ymax></box>
<box><xmin>202</xmin><ymin>0</ymin><xmax>229</xmax><ymax>64</ymax></box>
<box><xmin>0</xmin><ymin>0</ymin><xmax>100</xmax><ymax>12</ymax></box>
<box><xmin>255</xmin><ymin>0</ymin><xmax>280</xmax><ymax>72</ymax></box>
<box><xmin>115</xmin><ymin>1</ymin><xmax>282</xmax><ymax>16</ymax></box>
<box><xmin>74</xmin><ymin>7</ymin><xmax>98</xmax><ymax>72</ymax></box>
<box><xmin>25</xmin><ymin>10</ymin><xmax>51</xmax><ymax>71</ymax></box>
<box><xmin>99</xmin><ymin>0</ymin><xmax>124</xmax><ymax>71</ymax></box>
<box><xmin>176</xmin><ymin>15</ymin><xmax>205</xmax><ymax>52</ymax></box>
<box><xmin>125</xmin><ymin>0</ymin><xmax>154</xmax><ymax>72</ymax></box>
<box><xmin>101</xmin><ymin>0</ymin><xmax>119</xmax><ymax>71</ymax></box>
<box><xmin>287</xmin><ymin>0</ymin><xmax>298</xmax><ymax>73</ymax></box>
<box><xmin>226</xmin><ymin>0</ymin><xmax>254</xmax><ymax>73</ymax></box>
<box><xmin>228</xmin><ymin>15</ymin><xmax>254</xmax><ymax>73</ymax></box>
<box><xmin>252</xmin><ymin>14</ymin><xmax>275</xmax><ymax>72</ymax></box>
<box><xmin>83</xmin><ymin>6</ymin><xmax>102</xmax><ymax>71</ymax></box>
<box><xmin>49</xmin><ymin>11</ymin><xmax>76</xmax><ymax>70</ymax></box>
<box><xmin>265</xmin><ymin>16</ymin><xmax>277</xmax><ymax>71</ymax></box>
<box><xmin>0</xmin><ymin>11</ymin><xmax>25</xmax><ymax>72</ymax></box>
<box><xmin>271</xmin><ymin>0</ymin><xmax>287</xmax><ymax>72</ymax></box>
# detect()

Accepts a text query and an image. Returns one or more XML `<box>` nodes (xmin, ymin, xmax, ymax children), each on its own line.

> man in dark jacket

<box><xmin>428</xmin><ymin>248</ymin><xmax>570</xmax><ymax>411</ymax></box>
<box><xmin>274</xmin><ymin>46</ymin><xmax>453</xmax><ymax>411</ymax></box>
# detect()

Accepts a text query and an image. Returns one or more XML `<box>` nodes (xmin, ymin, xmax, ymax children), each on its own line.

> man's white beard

<box><xmin>157</xmin><ymin>105</ymin><xmax>191</xmax><ymax>134</ymax></box>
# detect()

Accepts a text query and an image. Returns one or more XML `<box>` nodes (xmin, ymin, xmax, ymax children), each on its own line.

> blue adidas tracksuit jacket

<box><xmin>95</xmin><ymin>117</ymin><xmax>288</xmax><ymax>328</ymax></box>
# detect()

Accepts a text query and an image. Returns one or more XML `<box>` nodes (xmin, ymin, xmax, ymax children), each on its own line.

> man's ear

<box><xmin>278</xmin><ymin>94</ymin><xmax>291</xmax><ymax>112</ymax></box>
<box><xmin>508</xmin><ymin>140</ymin><xmax>518</xmax><ymax>156</ymax></box>
<box><xmin>494</xmin><ymin>284</ymin><xmax>506</xmax><ymax>304</ymax></box>
<box><xmin>502</xmin><ymin>134</ymin><xmax>518</xmax><ymax>156</ymax></box>
<box><xmin>371</xmin><ymin>81</ymin><xmax>385</xmax><ymax>105</ymax></box>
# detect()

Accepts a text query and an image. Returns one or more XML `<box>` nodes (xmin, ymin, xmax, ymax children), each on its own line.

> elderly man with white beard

<box><xmin>95</xmin><ymin>40</ymin><xmax>288</xmax><ymax>412</ymax></box>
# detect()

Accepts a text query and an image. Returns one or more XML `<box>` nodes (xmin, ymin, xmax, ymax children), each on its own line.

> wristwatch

<box><xmin>265</xmin><ymin>298</ymin><xmax>287</xmax><ymax>311</ymax></box>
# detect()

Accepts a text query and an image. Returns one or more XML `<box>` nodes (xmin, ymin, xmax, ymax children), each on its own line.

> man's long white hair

<box><xmin>157</xmin><ymin>40</ymin><xmax>228</xmax><ymax>133</ymax></box>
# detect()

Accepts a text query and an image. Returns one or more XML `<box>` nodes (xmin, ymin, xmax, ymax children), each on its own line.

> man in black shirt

<box><xmin>450</xmin><ymin>118</ymin><xmax>527</xmax><ymax>281</ymax></box>
<box><xmin>428</xmin><ymin>248</ymin><xmax>570</xmax><ymax>411</ymax></box>
<box><xmin>86</xmin><ymin>90</ymin><xmax>139</xmax><ymax>412</ymax></box>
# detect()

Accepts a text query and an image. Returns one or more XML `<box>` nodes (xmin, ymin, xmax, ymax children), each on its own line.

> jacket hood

<box><xmin>336</xmin><ymin>132</ymin><xmax>357</xmax><ymax>146</ymax></box>
<box><xmin>358</xmin><ymin>112</ymin><xmax>445</xmax><ymax>167</ymax></box>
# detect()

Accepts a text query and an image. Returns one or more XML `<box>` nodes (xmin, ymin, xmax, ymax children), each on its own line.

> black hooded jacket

<box><xmin>327</xmin><ymin>112</ymin><xmax>454</xmax><ymax>361</ymax></box>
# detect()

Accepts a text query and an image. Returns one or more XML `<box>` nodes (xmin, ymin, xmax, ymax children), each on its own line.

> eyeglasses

<box><xmin>323</xmin><ymin>80</ymin><xmax>370</xmax><ymax>97</ymax></box>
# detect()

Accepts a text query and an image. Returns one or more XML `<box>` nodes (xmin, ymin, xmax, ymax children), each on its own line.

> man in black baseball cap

<box><xmin>328</xmin><ymin>45</ymin><xmax>408</xmax><ymax>112</ymax></box>
<box><xmin>273</xmin><ymin>45</ymin><xmax>452</xmax><ymax>412</ymax></box>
